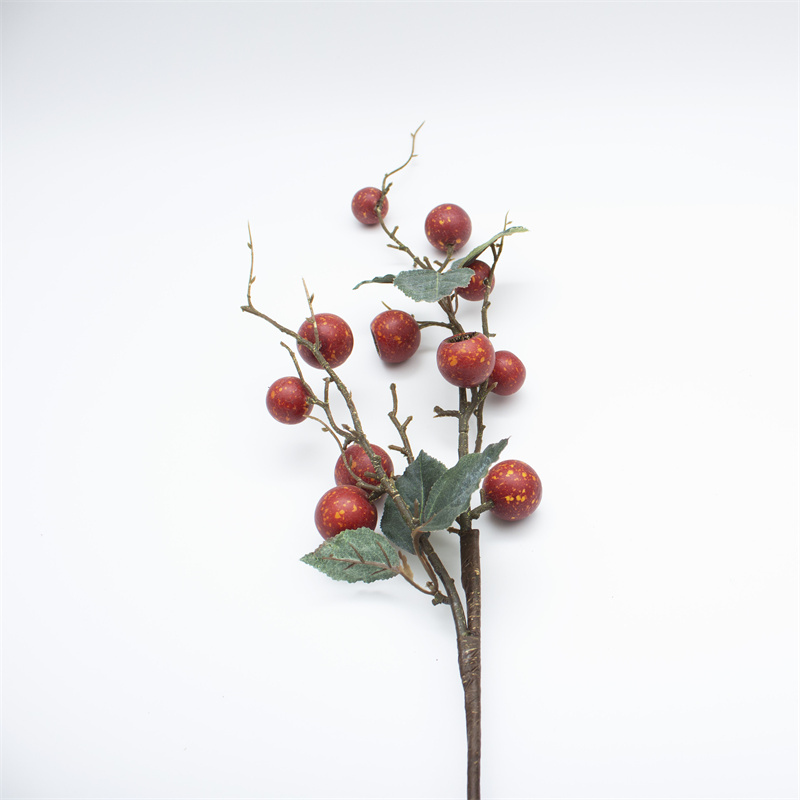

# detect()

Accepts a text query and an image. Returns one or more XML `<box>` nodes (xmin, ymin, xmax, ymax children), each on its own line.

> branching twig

<box><xmin>375</xmin><ymin>124</ymin><xmax>429</xmax><ymax>272</ymax></box>
<box><xmin>388</xmin><ymin>383</ymin><xmax>415</xmax><ymax>464</ymax></box>
<box><xmin>242</xmin><ymin>226</ymin><xmax>418</xmax><ymax>538</ymax></box>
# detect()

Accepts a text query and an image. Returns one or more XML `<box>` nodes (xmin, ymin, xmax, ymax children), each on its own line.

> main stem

<box><xmin>459</xmin><ymin>526</ymin><xmax>481</xmax><ymax>799</ymax></box>
<box><xmin>457</xmin><ymin>387</ymin><xmax>481</xmax><ymax>799</ymax></box>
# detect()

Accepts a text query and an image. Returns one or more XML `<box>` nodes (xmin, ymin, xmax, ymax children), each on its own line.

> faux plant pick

<box><xmin>242</xmin><ymin>125</ymin><xmax>542</xmax><ymax>800</ymax></box>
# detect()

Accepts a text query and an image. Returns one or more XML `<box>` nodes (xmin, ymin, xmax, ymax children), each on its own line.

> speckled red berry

<box><xmin>455</xmin><ymin>260</ymin><xmax>495</xmax><ymax>302</ymax></box>
<box><xmin>297</xmin><ymin>313</ymin><xmax>354</xmax><ymax>369</ymax></box>
<box><xmin>436</xmin><ymin>332</ymin><xmax>496</xmax><ymax>388</ymax></box>
<box><xmin>483</xmin><ymin>460</ymin><xmax>542</xmax><ymax>521</ymax></box>
<box><xmin>314</xmin><ymin>485</ymin><xmax>378</xmax><ymax>540</ymax></box>
<box><xmin>351</xmin><ymin>187</ymin><xmax>388</xmax><ymax>226</ymax></box>
<box><xmin>425</xmin><ymin>203</ymin><xmax>472</xmax><ymax>253</ymax></box>
<box><xmin>370</xmin><ymin>309</ymin><xmax>421</xmax><ymax>364</ymax></box>
<box><xmin>490</xmin><ymin>351</ymin><xmax>526</xmax><ymax>396</ymax></box>
<box><xmin>265</xmin><ymin>376</ymin><xmax>312</xmax><ymax>424</ymax></box>
<box><xmin>334</xmin><ymin>444</ymin><xmax>394</xmax><ymax>488</ymax></box>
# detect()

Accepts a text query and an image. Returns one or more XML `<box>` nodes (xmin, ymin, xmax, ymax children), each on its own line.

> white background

<box><xmin>2</xmin><ymin>2</ymin><xmax>798</xmax><ymax>798</ymax></box>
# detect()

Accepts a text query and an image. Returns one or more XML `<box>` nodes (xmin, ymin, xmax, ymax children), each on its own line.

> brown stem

<box><xmin>387</xmin><ymin>383</ymin><xmax>415</xmax><ymax>465</ymax></box>
<box><xmin>459</xmin><ymin>526</ymin><xmax>481</xmax><ymax>800</ymax></box>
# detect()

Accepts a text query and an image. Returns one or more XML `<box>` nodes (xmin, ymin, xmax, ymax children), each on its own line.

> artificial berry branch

<box><xmin>246</xmin><ymin>127</ymin><xmax>542</xmax><ymax>800</ymax></box>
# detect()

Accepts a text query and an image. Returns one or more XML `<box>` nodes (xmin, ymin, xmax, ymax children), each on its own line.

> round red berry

<box><xmin>424</xmin><ymin>203</ymin><xmax>472</xmax><ymax>253</ymax></box>
<box><xmin>489</xmin><ymin>351</ymin><xmax>526</xmax><ymax>396</ymax></box>
<box><xmin>334</xmin><ymin>443</ymin><xmax>394</xmax><ymax>488</ymax></box>
<box><xmin>297</xmin><ymin>313</ymin><xmax>354</xmax><ymax>369</ymax></box>
<box><xmin>370</xmin><ymin>309</ymin><xmax>421</xmax><ymax>364</ymax></box>
<box><xmin>436</xmin><ymin>332</ymin><xmax>496</xmax><ymax>388</ymax></box>
<box><xmin>351</xmin><ymin>187</ymin><xmax>388</xmax><ymax>226</ymax></box>
<box><xmin>455</xmin><ymin>260</ymin><xmax>495</xmax><ymax>302</ymax></box>
<box><xmin>314</xmin><ymin>485</ymin><xmax>378</xmax><ymax>540</ymax></box>
<box><xmin>265</xmin><ymin>376</ymin><xmax>312</xmax><ymax>424</ymax></box>
<box><xmin>483</xmin><ymin>460</ymin><xmax>542</xmax><ymax>521</ymax></box>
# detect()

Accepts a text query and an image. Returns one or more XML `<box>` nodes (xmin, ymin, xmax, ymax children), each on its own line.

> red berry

<box><xmin>483</xmin><ymin>460</ymin><xmax>542</xmax><ymax>521</ymax></box>
<box><xmin>489</xmin><ymin>350</ymin><xmax>526</xmax><ymax>396</ymax></box>
<box><xmin>314</xmin><ymin>485</ymin><xmax>378</xmax><ymax>540</ymax></box>
<box><xmin>351</xmin><ymin>187</ymin><xmax>388</xmax><ymax>225</ymax></box>
<box><xmin>265</xmin><ymin>376</ymin><xmax>312</xmax><ymax>424</ymax></box>
<box><xmin>436</xmin><ymin>332</ymin><xmax>496</xmax><ymax>388</ymax></box>
<box><xmin>370</xmin><ymin>309</ymin><xmax>421</xmax><ymax>363</ymax></box>
<box><xmin>334</xmin><ymin>444</ymin><xmax>394</xmax><ymax>488</ymax></box>
<box><xmin>455</xmin><ymin>260</ymin><xmax>495</xmax><ymax>302</ymax></box>
<box><xmin>424</xmin><ymin>203</ymin><xmax>472</xmax><ymax>253</ymax></box>
<box><xmin>297</xmin><ymin>313</ymin><xmax>354</xmax><ymax>369</ymax></box>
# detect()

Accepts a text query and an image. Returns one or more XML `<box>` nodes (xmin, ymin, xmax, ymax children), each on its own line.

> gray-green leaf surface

<box><xmin>380</xmin><ymin>451</ymin><xmax>448</xmax><ymax>550</ymax></box>
<box><xmin>422</xmin><ymin>439</ymin><xmax>508</xmax><ymax>532</ymax></box>
<box><xmin>300</xmin><ymin>528</ymin><xmax>401</xmax><ymax>583</ymax></box>
<box><xmin>393</xmin><ymin>268</ymin><xmax>473</xmax><ymax>303</ymax></box>
<box><xmin>353</xmin><ymin>274</ymin><xmax>396</xmax><ymax>290</ymax></box>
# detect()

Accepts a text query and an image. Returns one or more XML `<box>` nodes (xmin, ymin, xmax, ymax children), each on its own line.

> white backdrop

<box><xmin>2</xmin><ymin>2</ymin><xmax>798</xmax><ymax>799</ymax></box>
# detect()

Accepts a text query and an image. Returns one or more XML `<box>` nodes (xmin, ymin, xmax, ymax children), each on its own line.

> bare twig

<box><xmin>388</xmin><ymin>383</ymin><xmax>415</xmax><ymax>464</ymax></box>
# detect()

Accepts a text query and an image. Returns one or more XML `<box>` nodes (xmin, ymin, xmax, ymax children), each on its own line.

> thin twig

<box><xmin>388</xmin><ymin>383</ymin><xmax>415</xmax><ymax>464</ymax></box>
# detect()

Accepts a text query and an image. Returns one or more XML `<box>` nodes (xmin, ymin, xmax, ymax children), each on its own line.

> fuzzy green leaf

<box><xmin>380</xmin><ymin>451</ymin><xmax>448</xmax><ymax>551</ymax></box>
<box><xmin>421</xmin><ymin>439</ymin><xmax>508</xmax><ymax>532</ymax></box>
<box><xmin>451</xmin><ymin>226</ymin><xmax>528</xmax><ymax>271</ymax></box>
<box><xmin>353</xmin><ymin>274</ymin><xmax>396</xmax><ymax>290</ymax></box>
<box><xmin>393</xmin><ymin>268</ymin><xmax>473</xmax><ymax>303</ymax></box>
<box><xmin>300</xmin><ymin>528</ymin><xmax>402</xmax><ymax>584</ymax></box>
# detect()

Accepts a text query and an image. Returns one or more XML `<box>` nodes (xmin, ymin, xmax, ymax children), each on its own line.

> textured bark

<box><xmin>459</xmin><ymin>527</ymin><xmax>481</xmax><ymax>799</ymax></box>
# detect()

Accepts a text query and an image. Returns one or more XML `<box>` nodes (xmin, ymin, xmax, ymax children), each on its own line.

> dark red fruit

<box><xmin>351</xmin><ymin>187</ymin><xmax>388</xmax><ymax>225</ymax></box>
<box><xmin>265</xmin><ymin>376</ymin><xmax>312</xmax><ymax>424</ymax></box>
<box><xmin>424</xmin><ymin>203</ymin><xmax>472</xmax><ymax>253</ymax></box>
<box><xmin>436</xmin><ymin>332</ymin><xmax>495</xmax><ymax>388</ymax></box>
<box><xmin>489</xmin><ymin>350</ymin><xmax>526</xmax><ymax>396</ymax></box>
<box><xmin>370</xmin><ymin>309</ymin><xmax>421</xmax><ymax>363</ymax></box>
<box><xmin>297</xmin><ymin>313</ymin><xmax>354</xmax><ymax>369</ymax></box>
<box><xmin>483</xmin><ymin>460</ymin><xmax>542</xmax><ymax>521</ymax></box>
<box><xmin>455</xmin><ymin>260</ymin><xmax>495</xmax><ymax>302</ymax></box>
<box><xmin>314</xmin><ymin>485</ymin><xmax>378</xmax><ymax>540</ymax></box>
<box><xmin>334</xmin><ymin>444</ymin><xmax>394</xmax><ymax>488</ymax></box>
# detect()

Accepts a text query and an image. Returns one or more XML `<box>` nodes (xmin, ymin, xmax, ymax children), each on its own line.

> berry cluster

<box><xmin>261</xmin><ymin>185</ymin><xmax>541</xmax><ymax>540</ymax></box>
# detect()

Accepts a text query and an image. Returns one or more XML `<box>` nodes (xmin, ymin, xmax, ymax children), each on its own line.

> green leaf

<box><xmin>300</xmin><ymin>528</ymin><xmax>401</xmax><ymax>584</ymax></box>
<box><xmin>353</xmin><ymin>274</ymin><xmax>396</xmax><ymax>290</ymax></box>
<box><xmin>380</xmin><ymin>451</ymin><xmax>448</xmax><ymax>551</ymax></box>
<box><xmin>393</xmin><ymin>268</ymin><xmax>473</xmax><ymax>303</ymax></box>
<box><xmin>380</xmin><ymin>501</ymin><xmax>414</xmax><ymax>553</ymax></box>
<box><xmin>421</xmin><ymin>439</ymin><xmax>508</xmax><ymax>532</ymax></box>
<box><xmin>400</xmin><ymin>450</ymin><xmax>449</xmax><ymax>517</ymax></box>
<box><xmin>450</xmin><ymin>226</ymin><xmax>528</xmax><ymax>271</ymax></box>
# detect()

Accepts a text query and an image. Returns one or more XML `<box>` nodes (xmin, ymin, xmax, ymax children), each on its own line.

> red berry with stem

<box><xmin>483</xmin><ymin>460</ymin><xmax>542</xmax><ymax>521</ymax></box>
<box><xmin>297</xmin><ymin>313</ymin><xmax>354</xmax><ymax>369</ymax></box>
<box><xmin>334</xmin><ymin>444</ymin><xmax>394</xmax><ymax>488</ymax></box>
<box><xmin>370</xmin><ymin>309</ymin><xmax>421</xmax><ymax>364</ymax></box>
<box><xmin>425</xmin><ymin>203</ymin><xmax>472</xmax><ymax>253</ymax></box>
<box><xmin>265</xmin><ymin>376</ymin><xmax>313</xmax><ymax>424</ymax></box>
<box><xmin>455</xmin><ymin>260</ymin><xmax>495</xmax><ymax>302</ymax></box>
<box><xmin>314</xmin><ymin>485</ymin><xmax>378</xmax><ymax>540</ymax></box>
<box><xmin>489</xmin><ymin>351</ymin><xmax>526</xmax><ymax>396</ymax></box>
<box><xmin>351</xmin><ymin>187</ymin><xmax>388</xmax><ymax>226</ymax></box>
<box><xmin>436</xmin><ymin>332</ymin><xmax>496</xmax><ymax>388</ymax></box>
